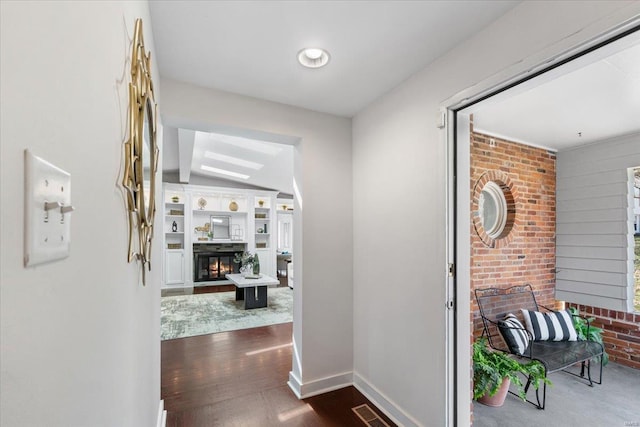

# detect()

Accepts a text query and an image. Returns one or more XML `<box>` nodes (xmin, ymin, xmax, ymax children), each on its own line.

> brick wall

<box><xmin>469</xmin><ymin>126</ymin><xmax>640</xmax><ymax>373</ymax></box>
<box><xmin>469</xmin><ymin>127</ymin><xmax>557</xmax><ymax>425</ymax></box>
<box><xmin>567</xmin><ymin>303</ymin><xmax>640</xmax><ymax>370</ymax></box>
<box><xmin>470</xmin><ymin>128</ymin><xmax>557</xmax><ymax>336</ymax></box>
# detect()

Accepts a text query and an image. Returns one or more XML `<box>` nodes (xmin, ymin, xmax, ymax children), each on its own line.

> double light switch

<box><xmin>24</xmin><ymin>150</ymin><xmax>75</xmax><ymax>267</ymax></box>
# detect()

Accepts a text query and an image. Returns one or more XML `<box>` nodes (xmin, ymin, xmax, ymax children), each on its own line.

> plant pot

<box><xmin>477</xmin><ymin>377</ymin><xmax>510</xmax><ymax>407</ymax></box>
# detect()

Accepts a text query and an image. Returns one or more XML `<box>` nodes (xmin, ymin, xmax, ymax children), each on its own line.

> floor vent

<box><xmin>352</xmin><ymin>404</ymin><xmax>391</xmax><ymax>427</ymax></box>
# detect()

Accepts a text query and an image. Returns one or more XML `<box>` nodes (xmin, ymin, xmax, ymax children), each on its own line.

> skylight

<box><xmin>204</xmin><ymin>151</ymin><xmax>264</xmax><ymax>170</ymax></box>
<box><xmin>200</xmin><ymin>165</ymin><xmax>250</xmax><ymax>180</ymax></box>
<box><xmin>212</xmin><ymin>133</ymin><xmax>283</xmax><ymax>156</ymax></box>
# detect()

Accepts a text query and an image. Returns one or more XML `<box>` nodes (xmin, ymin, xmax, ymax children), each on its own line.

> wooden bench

<box><xmin>475</xmin><ymin>284</ymin><xmax>604</xmax><ymax>409</ymax></box>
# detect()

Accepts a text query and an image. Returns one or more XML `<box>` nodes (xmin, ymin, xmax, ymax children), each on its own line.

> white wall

<box><xmin>1</xmin><ymin>2</ymin><xmax>162</xmax><ymax>426</ymax></box>
<box><xmin>556</xmin><ymin>132</ymin><xmax>640</xmax><ymax>312</ymax></box>
<box><xmin>159</xmin><ymin>79</ymin><xmax>354</xmax><ymax>395</ymax></box>
<box><xmin>352</xmin><ymin>2</ymin><xmax>640</xmax><ymax>426</ymax></box>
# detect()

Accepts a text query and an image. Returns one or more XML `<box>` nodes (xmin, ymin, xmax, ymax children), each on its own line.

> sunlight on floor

<box><xmin>277</xmin><ymin>403</ymin><xmax>314</xmax><ymax>423</ymax></box>
<box><xmin>245</xmin><ymin>342</ymin><xmax>292</xmax><ymax>356</ymax></box>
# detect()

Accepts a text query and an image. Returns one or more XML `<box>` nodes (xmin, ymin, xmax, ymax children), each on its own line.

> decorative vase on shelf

<box><xmin>198</xmin><ymin>197</ymin><xmax>207</xmax><ymax>210</ymax></box>
<box><xmin>229</xmin><ymin>200</ymin><xmax>238</xmax><ymax>212</ymax></box>
<box><xmin>171</xmin><ymin>196</ymin><xmax>179</xmax><ymax>203</ymax></box>
<box><xmin>252</xmin><ymin>254</ymin><xmax>260</xmax><ymax>275</ymax></box>
<box><xmin>258</xmin><ymin>199</ymin><xmax>264</xmax><ymax>207</ymax></box>
<box><xmin>171</xmin><ymin>221</ymin><xmax>178</xmax><ymax>232</ymax></box>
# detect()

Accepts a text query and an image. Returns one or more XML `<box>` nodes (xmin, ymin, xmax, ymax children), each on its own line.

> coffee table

<box><xmin>225</xmin><ymin>273</ymin><xmax>280</xmax><ymax>309</ymax></box>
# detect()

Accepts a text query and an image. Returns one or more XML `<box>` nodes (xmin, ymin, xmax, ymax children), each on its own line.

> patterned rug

<box><xmin>161</xmin><ymin>287</ymin><xmax>293</xmax><ymax>340</ymax></box>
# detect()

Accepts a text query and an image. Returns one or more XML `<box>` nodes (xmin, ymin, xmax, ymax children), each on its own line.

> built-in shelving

<box><xmin>162</xmin><ymin>184</ymin><xmax>279</xmax><ymax>288</ymax></box>
<box><xmin>164</xmin><ymin>193</ymin><xmax>186</xmax><ymax>285</ymax></box>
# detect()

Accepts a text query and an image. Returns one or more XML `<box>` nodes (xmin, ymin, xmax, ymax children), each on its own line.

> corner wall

<box><xmin>567</xmin><ymin>303</ymin><xmax>640</xmax><ymax>369</ymax></box>
<box><xmin>158</xmin><ymin>79</ymin><xmax>354</xmax><ymax>395</ymax></box>
<box><xmin>1</xmin><ymin>2</ymin><xmax>162</xmax><ymax>426</ymax></box>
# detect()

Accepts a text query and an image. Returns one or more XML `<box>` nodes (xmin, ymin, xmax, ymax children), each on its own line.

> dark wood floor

<box><xmin>162</xmin><ymin>322</ymin><xmax>395</xmax><ymax>426</ymax></box>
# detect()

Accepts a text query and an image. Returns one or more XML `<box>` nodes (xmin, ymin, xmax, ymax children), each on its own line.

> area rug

<box><xmin>161</xmin><ymin>287</ymin><xmax>293</xmax><ymax>340</ymax></box>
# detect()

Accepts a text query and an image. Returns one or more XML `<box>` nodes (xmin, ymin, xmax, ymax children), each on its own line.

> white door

<box><xmin>277</xmin><ymin>212</ymin><xmax>293</xmax><ymax>252</ymax></box>
<box><xmin>165</xmin><ymin>250</ymin><xmax>184</xmax><ymax>284</ymax></box>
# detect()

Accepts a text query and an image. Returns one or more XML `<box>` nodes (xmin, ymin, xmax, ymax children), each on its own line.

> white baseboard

<box><xmin>157</xmin><ymin>400</ymin><xmax>167</xmax><ymax>427</ymax></box>
<box><xmin>353</xmin><ymin>372</ymin><xmax>423</xmax><ymax>427</ymax></box>
<box><xmin>287</xmin><ymin>371</ymin><xmax>353</xmax><ymax>399</ymax></box>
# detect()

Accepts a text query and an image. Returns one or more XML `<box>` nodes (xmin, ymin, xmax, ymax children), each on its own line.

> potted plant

<box><xmin>234</xmin><ymin>251</ymin><xmax>255</xmax><ymax>275</ymax></box>
<box><xmin>568</xmin><ymin>307</ymin><xmax>609</xmax><ymax>365</ymax></box>
<box><xmin>473</xmin><ymin>337</ymin><xmax>550</xmax><ymax>407</ymax></box>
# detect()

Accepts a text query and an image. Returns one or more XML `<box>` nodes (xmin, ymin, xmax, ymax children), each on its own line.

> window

<box><xmin>478</xmin><ymin>181</ymin><xmax>507</xmax><ymax>239</ymax></box>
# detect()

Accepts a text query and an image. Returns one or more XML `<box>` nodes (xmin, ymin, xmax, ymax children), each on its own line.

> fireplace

<box><xmin>193</xmin><ymin>243</ymin><xmax>245</xmax><ymax>282</ymax></box>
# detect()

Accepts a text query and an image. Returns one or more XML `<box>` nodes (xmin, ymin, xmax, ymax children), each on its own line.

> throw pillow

<box><xmin>520</xmin><ymin>308</ymin><xmax>578</xmax><ymax>341</ymax></box>
<box><xmin>498</xmin><ymin>313</ymin><xmax>530</xmax><ymax>355</ymax></box>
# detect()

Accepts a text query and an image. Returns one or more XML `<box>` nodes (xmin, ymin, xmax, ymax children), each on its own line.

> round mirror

<box><xmin>478</xmin><ymin>181</ymin><xmax>507</xmax><ymax>239</ymax></box>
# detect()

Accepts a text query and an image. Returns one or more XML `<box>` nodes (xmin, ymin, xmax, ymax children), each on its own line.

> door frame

<box><xmin>444</xmin><ymin>20</ymin><xmax>640</xmax><ymax>426</ymax></box>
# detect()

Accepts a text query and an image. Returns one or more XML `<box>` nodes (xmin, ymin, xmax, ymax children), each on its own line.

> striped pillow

<box><xmin>521</xmin><ymin>308</ymin><xmax>578</xmax><ymax>342</ymax></box>
<box><xmin>498</xmin><ymin>313</ymin><xmax>530</xmax><ymax>355</ymax></box>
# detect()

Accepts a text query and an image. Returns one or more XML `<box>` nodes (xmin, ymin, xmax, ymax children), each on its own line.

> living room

<box><xmin>158</xmin><ymin>131</ymin><xmax>296</xmax><ymax>339</ymax></box>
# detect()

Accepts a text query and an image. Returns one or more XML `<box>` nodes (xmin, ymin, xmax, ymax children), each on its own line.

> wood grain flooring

<box><xmin>162</xmin><ymin>322</ymin><xmax>395</xmax><ymax>426</ymax></box>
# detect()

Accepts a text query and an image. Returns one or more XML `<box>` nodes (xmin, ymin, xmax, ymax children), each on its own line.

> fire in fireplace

<box><xmin>193</xmin><ymin>243</ymin><xmax>245</xmax><ymax>282</ymax></box>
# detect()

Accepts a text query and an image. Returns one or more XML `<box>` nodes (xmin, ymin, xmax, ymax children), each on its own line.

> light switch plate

<box><xmin>24</xmin><ymin>150</ymin><xmax>72</xmax><ymax>267</ymax></box>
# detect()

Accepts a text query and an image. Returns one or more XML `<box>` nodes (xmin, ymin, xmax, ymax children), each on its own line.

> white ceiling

<box><xmin>191</xmin><ymin>131</ymin><xmax>294</xmax><ymax>194</ymax></box>
<box><xmin>149</xmin><ymin>0</ymin><xmax>519</xmax><ymax>117</ymax></box>
<box><xmin>471</xmin><ymin>33</ymin><xmax>640</xmax><ymax>151</ymax></box>
<box><xmin>153</xmin><ymin>2</ymin><xmax>639</xmax><ymax>187</ymax></box>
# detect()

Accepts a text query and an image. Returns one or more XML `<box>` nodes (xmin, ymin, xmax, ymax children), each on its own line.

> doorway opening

<box><xmin>160</xmin><ymin>129</ymin><xmax>298</xmax><ymax>339</ymax></box>
<box><xmin>452</xmin><ymin>25</ymin><xmax>640</xmax><ymax>426</ymax></box>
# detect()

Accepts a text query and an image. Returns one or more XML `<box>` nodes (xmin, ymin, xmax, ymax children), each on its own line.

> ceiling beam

<box><xmin>177</xmin><ymin>129</ymin><xmax>195</xmax><ymax>183</ymax></box>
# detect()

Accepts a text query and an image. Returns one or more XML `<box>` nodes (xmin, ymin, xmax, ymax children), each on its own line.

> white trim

<box><xmin>443</xmin><ymin>14</ymin><xmax>640</xmax><ymax>111</ymax></box>
<box><xmin>444</xmin><ymin>109</ymin><xmax>456</xmax><ymax>427</ymax></box>
<box><xmin>453</xmin><ymin>112</ymin><xmax>472</xmax><ymax>427</ymax></box>
<box><xmin>353</xmin><ymin>372</ymin><xmax>423</xmax><ymax>427</ymax></box>
<box><xmin>288</xmin><ymin>371</ymin><xmax>353</xmax><ymax>399</ymax></box>
<box><xmin>287</xmin><ymin>371</ymin><xmax>303</xmax><ymax>399</ymax></box>
<box><xmin>157</xmin><ymin>400</ymin><xmax>167</xmax><ymax>427</ymax></box>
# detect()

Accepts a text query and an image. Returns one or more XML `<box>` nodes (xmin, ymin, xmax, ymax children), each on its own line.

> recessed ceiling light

<box><xmin>297</xmin><ymin>47</ymin><xmax>330</xmax><ymax>69</ymax></box>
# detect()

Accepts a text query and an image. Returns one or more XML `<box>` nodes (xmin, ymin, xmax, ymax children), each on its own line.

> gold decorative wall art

<box><xmin>122</xmin><ymin>19</ymin><xmax>158</xmax><ymax>285</ymax></box>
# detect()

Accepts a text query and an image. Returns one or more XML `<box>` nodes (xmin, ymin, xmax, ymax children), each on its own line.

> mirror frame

<box><xmin>122</xmin><ymin>19</ymin><xmax>158</xmax><ymax>285</ymax></box>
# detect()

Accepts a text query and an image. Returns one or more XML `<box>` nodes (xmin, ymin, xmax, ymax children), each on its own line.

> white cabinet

<box><xmin>165</xmin><ymin>250</ymin><xmax>185</xmax><ymax>285</ymax></box>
